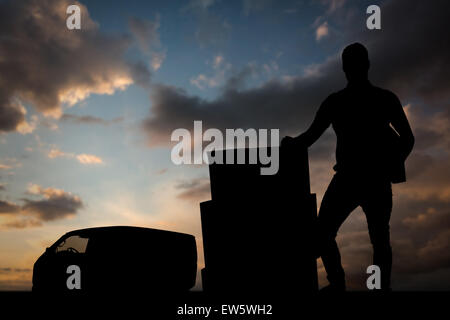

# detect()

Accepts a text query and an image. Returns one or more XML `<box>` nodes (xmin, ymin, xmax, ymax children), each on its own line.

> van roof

<box><xmin>64</xmin><ymin>226</ymin><xmax>194</xmax><ymax>239</ymax></box>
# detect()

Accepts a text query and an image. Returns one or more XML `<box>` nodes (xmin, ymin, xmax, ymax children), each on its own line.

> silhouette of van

<box><xmin>32</xmin><ymin>226</ymin><xmax>197</xmax><ymax>293</ymax></box>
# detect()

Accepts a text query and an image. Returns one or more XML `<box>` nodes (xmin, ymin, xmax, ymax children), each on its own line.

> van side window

<box><xmin>56</xmin><ymin>235</ymin><xmax>89</xmax><ymax>254</ymax></box>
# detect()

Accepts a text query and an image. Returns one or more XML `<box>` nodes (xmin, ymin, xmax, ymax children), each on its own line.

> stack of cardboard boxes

<box><xmin>200</xmin><ymin>146</ymin><xmax>318</xmax><ymax>294</ymax></box>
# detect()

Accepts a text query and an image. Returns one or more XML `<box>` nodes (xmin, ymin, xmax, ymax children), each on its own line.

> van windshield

<box><xmin>56</xmin><ymin>235</ymin><xmax>89</xmax><ymax>254</ymax></box>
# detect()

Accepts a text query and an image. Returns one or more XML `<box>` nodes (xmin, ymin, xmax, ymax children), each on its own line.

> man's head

<box><xmin>342</xmin><ymin>43</ymin><xmax>370</xmax><ymax>83</ymax></box>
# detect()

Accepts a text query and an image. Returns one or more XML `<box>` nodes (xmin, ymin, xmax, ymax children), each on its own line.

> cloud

<box><xmin>47</xmin><ymin>148</ymin><xmax>103</xmax><ymax>165</ymax></box>
<box><xmin>315</xmin><ymin>21</ymin><xmax>329</xmax><ymax>41</ymax></box>
<box><xmin>60</xmin><ymin>114</ymin><xmax>124</xmax><ymax>126</ymax></box>
<box><xmin>0</xmin><ymin>0</ymin><xmax>150</xmax><ymax>133</ymax></box>
<box><xmin>15</xmin><ymin>106</ymin><xmax>38</xmax><ymax>135</ymax></box>
<box><xmin>76</xmin><ymin>154</ymin><xmax>103</xmax><ymax>165</ymax></box>
<box><xmin>190</xmin><ymin>55</ymin><xmax>232</xmax><ymax>90</ymax></box>
<box><xmin>22</xmin><ymin>186</ymin><xmax>83</xmax><ymax>221</ymax></box>
<box><xmin>48</xmin><ymin>148</ymin><xmax>73</xmax><ymax>159</ymax></box>
<box><xmin>213</xmin><ymin>55</ymin><xmax>224</xmax><ymax>68</ymax></box>
<box><xmin>0</xmin><ymin>184</ymin><xmax>84</xmax><ymax>228</ymax></box>
<box><xmin>0</xmin><ymin>200</ymin><xmax>21</xmax><ymax>214</ymax></box>
<box><xmin>129</xmin><ymin>15</ymin><xmax>166</xmax><ymax>71</ymax></box>
<box><xmin>175</xmin><ymin>178</ymin><xmax>211</xmax><ymax>202</ymax></box>
<box><xmin>142</xmin><ymin>0</ymin><xmax>450</xmax><ymax>148</ymax></box>
<box><xmin>312</xmin><ymin>0</ymin><xmax>346</xmax><ymax>44</ymax></box>
<box><xmin>0</xmin><ymin>98</ymin><xmax>27</xmax><ymax>133</ymax></box>
<box><xmin>190</xmin><ymin>74</ymin><xmax>211</xmax><ymax>90</ymax></box>
<box><xmin>0</xmin><ymin>158</ymin><xmax>22</xmax><ymax>171</ymax></box>
<box><xmin>352</xmin><ymin>1</ymin><xmax>450</xmax><ymax>105</ymax></box>
<box><xmin>142</xmin><ymin>59</ymin><xmax>341</xmax><ymax>145</ymax></box>
<box><xmin>150</xmin><ymin>52</ymin><xmax>167</xmax><ymax>71</ymax></box>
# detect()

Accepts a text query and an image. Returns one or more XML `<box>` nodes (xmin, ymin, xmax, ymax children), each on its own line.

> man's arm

<box><xmin>283</xmin><ymin>96</ymin><xmax>333</xmax><ymax>147</ymax></box>
<box><xmin>390</xmin><ymin>94</ymin><xmax>415</xmax><ymax>161</ymax></box>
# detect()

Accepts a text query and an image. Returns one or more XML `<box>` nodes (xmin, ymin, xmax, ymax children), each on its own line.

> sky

<box><xmin>0</xmin><ymin>0</ymin><xmax>449</xmax><ymax>291</ymax></box>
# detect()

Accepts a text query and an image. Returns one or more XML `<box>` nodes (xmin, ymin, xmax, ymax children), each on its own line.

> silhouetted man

<box><xmin>282</xmin><ymin>43</ymin><xmax>414</xmax><ymax>291</ymax></box>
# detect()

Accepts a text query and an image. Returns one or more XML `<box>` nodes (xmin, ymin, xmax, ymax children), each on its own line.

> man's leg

<box><xmin>361</xmin><ymin>182</ymin><xmax>393</xmax><ymax>290</ymax></box>
<box><xmin>318</xmin><ymin>174</ymin><xmax>358</xmax><ymax>289</ymax></box>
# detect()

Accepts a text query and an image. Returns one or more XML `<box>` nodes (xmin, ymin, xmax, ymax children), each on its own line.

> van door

<box><xmin>47</xmin><ymin>234</ymin><xmax>89</xmax><ymax>292</ymax></box>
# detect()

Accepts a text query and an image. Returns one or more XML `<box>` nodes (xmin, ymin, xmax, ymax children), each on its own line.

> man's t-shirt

<box><xmin>316</xmin><ymin>82</ymin><xmax>406</xmax><ymax>182</ymax></box>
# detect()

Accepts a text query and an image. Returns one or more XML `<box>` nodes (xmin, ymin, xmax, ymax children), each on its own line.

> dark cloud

<box><xmin>0</xmin><ymin>98</ymin><xmax>26</xmax><ymax>132</ymax></box>
<box><xmin>61</xmin><ymin>114</ymin><xmax>124</xmax><ymax>126</ymax></box>
<box><xmin>142</xmin><ymin>65</ymin><xmax>341</xmax><ymax>145</ymax></box>
<box><xmin>22</xmin><ymin>192</ymin><xmax>83</xmax><ymax>222</ymax></box>
<box><xmin>142</xmin><ymin>0</ymin><xmax>450</xmax><ymax>147</ymax></box>
<box><xmin>0</xmin><ymin>185</ymin><xmax>84</xmax><ymax>228</ymax></box>
<box><xmin>129</xmin><ymin>60</ymin><xmax>153</xmax><ymax>87</ymax></box>
<box><xmin>354</xmin><ymin>0</ymin><xmax>450</xmax><ymax>105</ymax></box>
<box><xmin>0</xmin><ymin>0</ymin><xmax>150</xmax><ymax>132</ymax></box>
<box><xmin>0</xmin><ymin>200</ymin><xmax>21</xmax><ymax>214</ymax></box>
